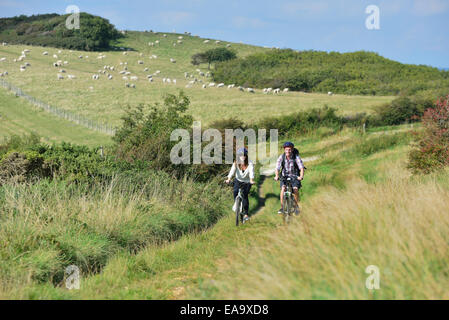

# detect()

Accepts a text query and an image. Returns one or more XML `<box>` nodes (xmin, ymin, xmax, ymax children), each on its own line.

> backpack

<box><xmin>280</xmin><ymin>148</ymin><xmax>306</xmax><ymax>176</ymax></box>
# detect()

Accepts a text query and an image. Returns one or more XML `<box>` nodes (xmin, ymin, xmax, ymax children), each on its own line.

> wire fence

<box><xmin>0</xmin><ymin>78</ymin><xmax>116</xmax><ymax>136</ymax></box>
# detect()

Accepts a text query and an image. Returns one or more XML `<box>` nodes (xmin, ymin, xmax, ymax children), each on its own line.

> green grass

<box><xmin>0</xmin><ymin>31</ymin><xmax>394</xmax><ymax>129</ymax></box>
<box><xmin>0</xmin><ymin>89</ymin><xmax>111</xmax><ymax>146</ymax></box>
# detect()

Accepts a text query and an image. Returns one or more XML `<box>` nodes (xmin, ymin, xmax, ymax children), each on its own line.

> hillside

<box><xmin>0</xmin><ymin>30</ymin><xmax>393</xmax><ymax>133</ymax></box>
<box><xmin>213</xmin><ymin>49</ymin><xmax>449</xmax><ymax>96</ymax></box>
<box><xmin>0</xmin><ymin>13</ymin><xmax>121</xmax><ymax>51</ymax></box>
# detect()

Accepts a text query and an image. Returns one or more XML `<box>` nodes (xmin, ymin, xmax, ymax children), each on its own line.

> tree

<box><xmin>191</xmin><ymin>47</ymin><xmax>237</xmax><ymax>69</ymax></box>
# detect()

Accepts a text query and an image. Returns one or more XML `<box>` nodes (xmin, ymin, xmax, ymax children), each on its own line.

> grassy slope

<box><xmin>0</xmin><ymin>88</ymin><xmax>111</xmax><ymax>146</ymax></box>
<box><xmin>5</xmin><ymin>126</ymin><xmax>448</xmax><ymax>299</ymax></box>
<box><xmin>0</xmin><ymin>31</ymin><xmax>394</xmax><ymax>129</ymax></box>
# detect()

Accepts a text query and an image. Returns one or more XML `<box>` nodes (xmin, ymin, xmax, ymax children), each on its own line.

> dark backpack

<box><xmin>280</xmin><ymin>148</ymin><xmax>306</xmax><ymax>176</ymax></box>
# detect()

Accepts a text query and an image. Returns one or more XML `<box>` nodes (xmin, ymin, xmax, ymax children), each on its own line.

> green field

<box><xmin>0</xmin><ymin>31</ymin><xmax>394</xmax><ymax>130</ymax></box>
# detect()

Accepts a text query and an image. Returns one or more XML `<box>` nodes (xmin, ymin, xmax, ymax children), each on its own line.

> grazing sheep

<box><xmin>148</xmin><ymin>78</ymin><xmax>153</xmax><ymax>82</ymax></box>
<box><xmin>130</xmin><ymin>83</ymin><xmax>136</xmax><ymax>88</ymax></box>
<box><xmin>144</xmin><ymin>67</ymin><xmax>149</xmax><ymax>72</ymax></box>
<box><xmin>228</xmin><ymin>84</ymin><xmax>235</xmax><ymax>89</ymax></box>
<box><xmin>184</xmin><ymin>72</ymin><xmax>189</xmax><ymax>78</ymax></box>
<box><xmin>155</xmin><ymin>40</ymin><xmax>159</xmax><ymax>44</ymax></box>
<box><xmin>119</xmin><ymin>71</ymin><xmax>126</xmax><ymax>75</ymax></box>
<box><xmin>53</xmin><ymin>54</ymin><xmax>58</xmax><ymax>59</ymax></box>
<box><xmin>283</xmin><ymin>88</ymin><xmax>289</xmax><ymax>92</ymax></box>
<box><xmin>328</xmin><ymin>91</ymin><xmax>333</xmax><ymax>96</ymax></box>
<box><xmin>57</xmin><ymin>74</ymin><xmax>64</xmax><ymax>80</ymax></box>
<box><xmin>78</xmin><ymin>55</ymin><xmax>83</xmax><ymax>59</ymax></box>
<box><xmin>226</xmin><ymin>44</ymin><xmax>231</xmax><ymax>47</ymax></box>
<box><xmin>178</xmin><ymin>36</ymin><xmax>183</xmax><ymax>40</ymax></box>
<box><xmin>177</xmin><ymin>40</ymin><xmax>182</xmax><ymax>44</ymax></box>
<box><xmin>67</xmin><ymin>75</ymin><xmax>76</xmax><ymax>79</ymax></box>
<box><xmin>199</xmin><ymin>72</ymin><xmax>205</xmax><ymax>76</ymax></box>
<box><xmin>173</xmin><ymin>79</ymin><xmax>176</xmax><ymax>85</ymax></box>
<box><xmin>247</xmin><ymin>88</ymin><xmax>255</xmax><ymax>93</ymax></box>
<box><xmin>125</xmin><ymin>83</ymin><xmax>130</xmax><ymax>88</ymax></box>
<box><xmin>166</xmin><ymin>78</ymin><xmax>171</xmax><ymax>84</ymax></box>
<box><xmin>125</xmin><ymin>71</ymin><xmax>131</xmax><ymax>76</ymax></box>
<box><xmin>238</xmin><ymin>86</ymin><xmax>244</xmax><ymax>91</ymax></box>
<box><xmin>217</xmin><ymin>83</ymin><xmax>224</xmax><ymax>88</ymax></box>
<box><xmin>170</xmin><ymin>58</ymin><xmax>176</xmax><ymax>63</ymax></box>
<box><xmin>0</xmin><ymin>58</ymin><xmax>6</xmax><ymax>62</ymax></box>
<box><xmin>108</xmin><ymin>75</ymin><xmax>113</xmax><ymax>80</ymax></box>
<box><xmin>203</xmin><ymin>40</ymin><xmax>210</xmax><ymax>43</ymax></box>
<box><xmin>130</xmin><ymin>76</ymin><xmax>138</xmax><ymax>81</ymax></box>
<box><xmin>138</xmin><ymin>60</ymin><xmax>144</xmax><ymax>64</ymax></box>
<box><xmin>92</xmin><ymin>74</ymin><xmax>99</xmax><ymax>80</ymax></box>
<box><xmin>155</xmin><ymin>70</ymin><xmax>161</xmax><ymax>74</ymax></box>
<box><xmin>202</xmin><ymin>84</ymin><xmax>206</xmax><ymax>89</ymax></box>
<box><xmin>123</xmin><ymin>52</ymin><xmax>128</xmax><ymax>55</ymax></box>
<box><xmin>273</xmin><ymin>88</ymin><xmax>280</xmax><ymax>94</ymax></box>
<box><xmin>20</xmin><ymin>67</ymin><xmax>26</xmax><ymax>72</ymax></box>
<box><xmin>152</xmin><ymin>55</ymin><xmax>158</xmax><ymax>59</ymax></box>
<box><xmin>122</xmin><ymin>76</ymin><xmax>128</xmax><ymax>80</ymax></box>
<box><xmin>59</xmin><ymin>69</ymin><xmax>66</xmax><ymax>73</ymax></box>
<box><xmin>146</xmin><ymin>75</ymin><xmax>152</xmax><ymax>79</ymax></box>
<box><xmin>208</xmin><ymin>83</ymin><xmax>216</xmax><ymax>87</ymax></box>
<box><xmin>63</xmin><ymin>61</ymin><xmax>68</xmax><ymax>65</ymax></box>
<box><xmin>215</xmin><ymin>40</ymin><xmax>221</xmax><ymax>44</ymax></box>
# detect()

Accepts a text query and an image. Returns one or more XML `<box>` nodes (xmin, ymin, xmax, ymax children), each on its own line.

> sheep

<box><xmin>20</xmin><ymin>67</ymin><xmax>26</xmax><ymax>72</ymax></box>
<box><xmin>188</xmin><ymin>80</ymin><xmax>196</xmax><ymax>85</ymax></box>
<box><xmin>144</xmin><ymin>67</ymin><xmax>149</xmax><ymax>72</ymax></box>
<box><xmin>122</xmin><ymin>76</ymin><xmax>129</xmax><ymax>80</ymax></box>
<box><xmin>173</xmin><ymin>79</ymin><xmax>177</xmax><ymax>85</ymax></box>
<box><xmin>53</xmin><ymin>54</ymin><xmax>58</xmax><ymax>59</ymax></box>
<box><xmin>328</xmin><ymin>91</ymin><xmax>333</xmax><ymax>96</ymax></box>
<box><xmin>108</xmin><ymin>75</ymin><xmax>113</xmax><ymax>80</ymax></box>
<box><xmin>215</xmin><ymin>40</ymin><xmax>221</xmax><ymax>44</ymax></box>
<box><xmin>152</xmin><ymin>55</ymin><xmax>158</xmax><ymax>59</ymax></box>
<box><xmin>238</xmin><ymin>86</ymin><xmax>244</xmax><ymax>91</ymax></box>
<box><xmin>177</xmin><ymin>40</ymin><xmax>183</xmax><ymax>44</ymax></box>
<box><xmin>199</xmin><ymin>72</ymin><xmax>205</xmax><ymax>76</ymax></box>
<box><xmin>92</xmin><ymin>74</ymin><xmax>99</xmax><ymax>80</ymax></box>
<box><xmin>58</xmin><ymin>50</ymin><xmax>62</xmax><ymax>54</ymax></box>
<box><xmin>228</xmin><ymin>84</ymin><xmax>235</xmax><ymax>89</ymax></box>
<box><xmin>146</xmin><ymin>75</ymin><xmax>153</xmax><ymax>79</ymax></box>
<box><xmin>125</xmin><ymin>83</ymin><xmax>130</xmax><ymax>88</ymax></box>
<box><xmin>170</xmin><ymin>58</ymin><xmax>176</xmax><ymax>63</ymax></box>
<box><xmin>247</xmin><ymin>88</ymin><xmax>255</xmax><ymax>93</ymax></box>
<box><xmin>263</xmin><ymin>88</ymin><xmax>268</xmax><ymax>94</ymax></box>
<box><xmin>0</xmin><ymin>58</ymin><xmax>6</xmax><ymax>62</ymax></box>
<box><xmin>130</xmin><ymin>83</ymin><xmax>136</xmax><ymax>88</ymax></box>
<box><xmin>203</xmin><ymin>39</ymin><xmax>210</xmax><ymax>43</ymax></box>
<box><xmin>63</xmin><ymin>61</ymin><xmax>68</xmax><ymax>65</ymax></box>
<box><xmin>41</xmin><ymin>51</ymin><xmax>47</xmax><ymax>55</ymax></box>
<box><xmin>138</xmin><ymin>60</ymin><xmax>144</xmax><ymax>64</ymax></box>
<box><xmin>130</xmin><ymin>76</ymin><xmax>138</xmax><ymax>81</ymax></box>
<box><xmin>59</xmin><ymin>69</ymin><xmax>66</xmax><ymax>73</ymax></box>
<box><xmin>163</xmin><ymin>34</ymin><xmax>167</xmax><ymax>37</ymax></box>
<box><xmin>57</xmin><ymin>74</ymin><xmax>64</xmax><ymax>80</ymax></box>
<box><xmin>166</xmin><ymin>78</ymin><xmax>171</xmax><ymax>84</ymax></box>
<box><xmin>184</xmin><ymin>72</ymin><xmax>189</xmax><ymax>78</ymax></box>
<box><xmin>185</xmin><ymin>84</ymin><xmax>192</xmax><ymax>88</ymax></box>
<box><xmin>155</xmin><ymin>70</ymin><xmax>161</xmax><ymax>74</ymax></box>
<box><xmin>119</xmin><ymin>71</ymin><xmax>126</xmax><ymax>75</ymax></box>
<box><xmin>226</xmin><ymin>44</ymin><xmax>231</xmax><ymax>48</ymax></box>
<box><xmin>125</xmin><ymin>71</ymin><xmax>131</xmax><ymax>76</ymax></box>
<box><xmin>178</xmin><ymin>36</ymin><xmax>183</xmax><ymax>40</ymax></box>
<box><xmin>123</xmin><ymin>52</ymin><xmax>128</xmax><ymax>55</ymax></box>
<box><xmin>283</xmin><ymin>88</ymin><xmax>289</xmax><ymax>92</ymax></box>
<box><xmin>273</xmin><ymin>88</ymin><xmax>280</xmax><ymax>94</ymax></box>
<box><xmin>208</xmin><ymin>83</ymin><xmax>216</xmax><ymax>87</ymax></box>
<box><xmin>217</xmin><ymin>83</ymin><xmax>225</xmax><ymax>88</ymax></box>
<box><xmin>67</xmin><ymin>75</ymin><xmax>76</xmax><ymax>79</ymax></box>
<box><xmin>202</xmin><ymin>84</ymin><xmax>207</xmax><ymax>89</ymax></box>
<box><xmin>148</xmin><ymin>78</ymin><xmax>153</xmax><ymax>82</ymax></box>
<box><xmin>78</xmin><ymin>55</ymin><xmax>83</xmax><ymax>59</ymax></box>
<box><xmin>1</xmin><ymin>42</ymin><xmax>7</xmax><ymax>46</ymax></box>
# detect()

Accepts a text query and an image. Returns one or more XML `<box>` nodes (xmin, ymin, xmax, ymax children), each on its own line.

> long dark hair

<box><xmin>235</xmin><ymin>154</ymin><xmax>248</xmax><ymax>170</ymax></box>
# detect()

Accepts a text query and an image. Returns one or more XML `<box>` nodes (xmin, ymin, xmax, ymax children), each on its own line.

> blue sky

<box><xmin>1</xmin><ymin>0</ymin><xmax>448</xmax><ymax>68</ymax></box>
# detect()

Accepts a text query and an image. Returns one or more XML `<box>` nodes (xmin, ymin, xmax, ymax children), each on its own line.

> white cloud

<box><xmin>412</xmin><ymin>0</ymin><xmax>449</xmax><ymax>16</ymax></box>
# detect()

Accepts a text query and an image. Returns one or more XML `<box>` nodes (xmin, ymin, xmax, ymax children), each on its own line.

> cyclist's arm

<box><xmin>249</xmin><ymin>162</ymin><xmax>255</xmax><ymax>184</ymax></box>
<box><xmin>295</xmin><ymin>155</ymin><xmax>305</xmax><ymax>180</ymax></box>
<box><xmin>226</xmin><ymin>162</ymin><xmax>236</xmax><ymax>183</ymax></box>
<box><xmin>274</xmin><ymin>155</ymin><xmax>283</xmax><ymax>180</ymax></box>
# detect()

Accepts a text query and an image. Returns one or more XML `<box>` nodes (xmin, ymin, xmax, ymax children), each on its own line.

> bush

<box><xmin>408</xmin><ymin>95</ymin><xmax>449</xmax><ymax>174</ymax></box>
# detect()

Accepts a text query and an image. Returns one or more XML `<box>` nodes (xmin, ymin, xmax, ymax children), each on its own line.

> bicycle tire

<box><xmin>235</xmin><ymin>197</ymin><xmax>242</xmax><ymax>226</ymax></box>
<box><xmin>283</xmin><ymin>194</ymin><xmax>289</xmax><ymax>224</ymax></box>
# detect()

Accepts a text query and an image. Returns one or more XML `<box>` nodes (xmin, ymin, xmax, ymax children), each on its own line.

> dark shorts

<box><xmin>280</xmin><ymin>176</ymin><xmax>302</xmax><ymax>190</ymax></box>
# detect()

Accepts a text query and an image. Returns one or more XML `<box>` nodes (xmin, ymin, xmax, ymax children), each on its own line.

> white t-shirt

<box><xmin>227</xmin><ymin>160</ymin><xmax>255</xmax><ymax>183</ymax></box>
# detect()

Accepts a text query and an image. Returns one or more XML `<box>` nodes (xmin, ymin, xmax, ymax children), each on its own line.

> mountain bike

<box><xmin>228</xmin><ymin>180</ymin><xmax>251</xmax><ymax>226</ymax></box>
<box><xmin>280</xmin><ymin>176</ymin><xmax>295</xmax><ymax>224</ymax></box>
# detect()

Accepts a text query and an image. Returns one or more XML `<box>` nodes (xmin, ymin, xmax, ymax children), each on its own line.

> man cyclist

<box><xmin>274</xmin><ymin>142</ymin><xmax>304</xmax><ymax>215</ymax></box>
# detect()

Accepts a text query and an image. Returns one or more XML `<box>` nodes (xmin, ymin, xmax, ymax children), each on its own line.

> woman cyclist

<box><xmin>225</xmin><ymin>147</ymin><xmax>255</xmax><ymax>223</ymax></box>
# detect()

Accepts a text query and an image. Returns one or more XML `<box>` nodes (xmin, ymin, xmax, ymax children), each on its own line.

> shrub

<box><xmin>408</xmin><ymin>95</ymin><xmax>449</xmax><ymax>174</ymax></box>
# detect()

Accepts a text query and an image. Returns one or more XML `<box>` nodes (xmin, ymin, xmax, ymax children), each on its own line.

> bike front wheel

<box><xmin>235</xmin><ymin>197</ymin><xmax>242</xmax><ymax>226</ymax></box>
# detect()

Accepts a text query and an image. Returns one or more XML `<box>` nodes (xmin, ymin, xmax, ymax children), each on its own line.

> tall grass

<box><xmin>201</xmin><ymin>162</ymin><xmax>449</xmax><ymax>299</ymax></box>
<box><xmin>0</xmin><ymin>172</ymin><xmax>228</xmax><ymax>295</ymax></box>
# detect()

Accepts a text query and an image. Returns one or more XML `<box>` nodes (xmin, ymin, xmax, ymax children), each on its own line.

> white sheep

<box><xmin>59</xmin><ymin>69</ymin><xmax>66</xmax><ymax>73</ymax></box>
<box><xmin>238</xmin><ymin>86</ymin><xmax>244</xmax><ymax>91</ymax></box>
<box><xmin>148</xmin><ymin>78</ymin><xmax>153</xmax><ymax>82</ymax></box>
<box><xmin>273</xmin><ymin>88</ymin><xmax>280</xmax><ymax>94</ymax></box>
<box><xmin>328</xmin><ymin>91</ymin><xmax>333</xmax><ymax>96</ymax></box>
<box><xmin>0</xmin><ymin>58</ymin><xmax>6</xmax><ymax>62</ymax></box>
<box><xmin>173</xmin><ymin>79</ymin><xmax>176</xmax><ymax>85</ymax></box>
<box><xmin>203</xmin><ymin>40</ymin><xmax>210</xmax><ymax>43</ymax></box>
<box><xmin>170</xmin><ymin>58</ymin><xmax>176</xmax><ymax>63</ymax></box>
<box><xmin>130</xmin><ymin>83</ymin><xmax>136</xmax><ymax>88</ymax></box>
<box><xmin>130</xmin><ymin>76</ymin><xmax>138</xmax><ymax>81</ymax></box>
<box><xmin>138</xmin><ymin>60</ymin><xmax>144</xmax><ymax>64</ymax></box>
<box><xmin>247</xmin><ymin>88</ymin><xmax>255</xmax><ymax>93</ymax></box>
<box><xmin>122</xmin><ymin>76</ymin><xmax>128</xmax><ymax>80</ymax></box>
<box><xmin>283</xmin><ymin>88</ymin><xmax>289</xmax><ymax>92</ymax></box>
<box><xmin>67</xmin><ymin>75</ymin><xmax>76</xmax><ymax>79</ymax></box>
<box><xmin>53</xmin><ymin>54</ymin><xmax>58</xmax><ymax>59</ymax></box>
<box><xmin>228</xmin><ymin>84</ymin><xmax>235</xmax><ymax>89</ymax></box>
<box><xmin>202</xmin><ymin>84</ymin><xmax>207</xmax><ymax>89</ymax></box>
<box><xmin>217</xmin><ymin>83</ymin><xmax>224</xmax><ymax>88</ymax></box>
<box><xmin>92</xmin><ymin>74</ymin><xmax>99</xmax><ymax>80</ymax></box>
<box><xmin>57</xmin><ymin>74</ymin><xmax>64</xmax><ymax>80</ymax></box>
<box><xmin>78</xmin><ymin>55</ymin><xmax>83</xmax><ymax>59</ymax></box>
<box><xmin>144</xmin><ymin>67</ymin><xmax>149</xmax><ymax>72</ymax></box>
<box><xmin>108</xmin><ymin>75</ymin><xmax>113</xmax><ymax>80</ymax></box>
<box><xmin>208</xmin><ymin>83</ymin><xmax>216</xmax><ymax>87</ymax></box>
<box><xmin>166</xmin><ymin>78</ymin><xmax>171</xmax><ymax>84</ymax></box>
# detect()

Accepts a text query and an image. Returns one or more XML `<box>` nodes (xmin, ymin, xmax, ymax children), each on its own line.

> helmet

<box><xmin>237</xmin><ymin>147</ymin><xmax>248</xmax><ymax>156</ymax></box>
<box><xmin>283</xmin><ymin>141</ymin><xmax>294</xmax><ymax>148</ymax></box>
